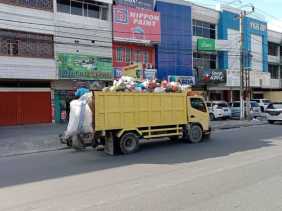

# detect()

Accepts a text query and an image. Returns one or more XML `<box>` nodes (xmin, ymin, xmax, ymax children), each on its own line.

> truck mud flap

<box><xmin>104</xmin><ymin>132</ymin><xmax>120</xmax><ymax>155</ymax></box>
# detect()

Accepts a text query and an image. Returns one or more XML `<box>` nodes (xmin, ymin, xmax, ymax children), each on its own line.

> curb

<box><xmin>0</xmin><ymin>146</ymin><xmax>69</xmax><ymax>159</ymax></box>
<box><xmin>212</xmin><ymin>122</ymin><xmax>268</xmax><ymax>131</ymax></box>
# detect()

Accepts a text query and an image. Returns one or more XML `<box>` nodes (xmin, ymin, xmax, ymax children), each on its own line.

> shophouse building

<box><xmin>0</xmin><ymin>0</ymin><xmax>56</xmax><ymax>126</ymax></box>
<box><xmin>0</xmin><ymin>0</ymin><xmax>113</xmax><ymax>125</ymax></box>
<box><xmin>112</xmin><ymin>0</ymin><xmax>160</xmax><ymax>80</ymax></box>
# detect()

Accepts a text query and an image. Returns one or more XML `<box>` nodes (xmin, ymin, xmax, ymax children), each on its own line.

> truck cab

<box><xmin>187</xmin><ymin>96</ymin><xmax>211</xmax><ymax>142</ymax></box>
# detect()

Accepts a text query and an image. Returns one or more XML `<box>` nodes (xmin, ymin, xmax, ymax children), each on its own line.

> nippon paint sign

<box><xmin>115</xmin><ymin>0</ymin><xmax>154</xmax><ymax>10</ymax></box>
<box><xmin>113</xmin><ymin>5</ymin><xmax>160</xmax><ymax>43</ymax></box>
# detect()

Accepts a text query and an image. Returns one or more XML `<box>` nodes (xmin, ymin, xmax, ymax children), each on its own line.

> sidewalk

<box><xmin>0</xmin><ymin>123</ymin><xmax>67</xmax><ymax>157</ymax></box>
<box><xmin>211</xmin><ymin>119</ymin><xmax>267</xmax><ymax>130</ymax></box>
<box><xmin>0</xmin><ymin>120</ymin><xmax>268</xmax><ymax>157</ymax></box>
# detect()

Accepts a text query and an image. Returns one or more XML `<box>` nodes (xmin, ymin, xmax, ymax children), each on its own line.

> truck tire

<box><xmin>189</xmin><ymin>125</ymin><xmax>203</xmax><ymax>144</ymax></box>
<box><xmin>119</xmin><ymin>133</ymin><xmax>140</xmax><ymax>154</ymax></box>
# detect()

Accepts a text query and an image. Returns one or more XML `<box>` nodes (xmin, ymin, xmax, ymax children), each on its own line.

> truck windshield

<box><xmin>268</xmin><ymin>103</ymin><xmax>282</xmax><ymax>109</ymax></box>
<box><xmin>263</xmin><ymin>100</ymin><xmax>271</xmax><ymax>104</ymax></box>
<box><xmin>191</xmin><ymin>98</ymin><xmax>207</xmax><ymax>112</ymax></box>
<box><xmin>216</xmin><ymin>103</ymin><xmax>228</xmax><ymax>108</ymax></box>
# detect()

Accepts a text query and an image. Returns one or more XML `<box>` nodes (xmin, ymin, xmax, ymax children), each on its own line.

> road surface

<box><xmin>0</xmin><ymin>125</ymin><xmax>282</xmax><ymax>211</ymax></box>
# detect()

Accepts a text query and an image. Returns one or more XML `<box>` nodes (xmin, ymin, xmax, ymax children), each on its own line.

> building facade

<box><xmin>0</xmin><ymin>0</ymin><xmax>113</xmax><ymax>125</ymax></box>
<box><xmin>0</xmin><ymin>0</ymin><xmax>56</xmax><ymax>126</ymax></box>
<box><xmin>112</xmin><ymin>0</ymin><xmax>160</xmax><ymax>80</ymax></box>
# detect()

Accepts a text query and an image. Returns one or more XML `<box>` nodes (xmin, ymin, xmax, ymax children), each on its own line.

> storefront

<box><xmin>0</xmin><ymin>81</ymin><xmax>52</xmax><ymax>126</ymax></box>
<box><xmin>53</xmin><ymin>53</ymin><xmax>112</xmax><ymax>123</ymax></box>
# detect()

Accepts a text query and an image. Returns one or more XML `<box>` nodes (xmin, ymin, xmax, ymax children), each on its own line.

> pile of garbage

<box><xmin>102</xmin><ymin>76</ymin><xmax>191</xmax><ymax>93</ymax></box>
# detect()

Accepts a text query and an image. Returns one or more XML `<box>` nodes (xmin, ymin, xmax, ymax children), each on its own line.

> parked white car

<box><xmin>265</xmin><ymin>102</ymin><xmax>282</xmax><ymax>124</ymax></box>
<box><xmin>230</xmin><ymin>101</ymin><xmax>261</xmax><ymax>119</ymax></box>
<box><xmin>252</xmin><ymin>99</ymin><xmax>271</xmax><ymax>112</ymax></box>
<box><xmin>207</xmin><ymin>101</ymin><xmax>231</xmax><ymax>120</ymax></box>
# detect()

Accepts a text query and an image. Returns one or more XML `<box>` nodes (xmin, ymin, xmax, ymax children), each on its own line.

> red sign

<box><xmin>113</xmin><ymin>5</ymin><xmax>160</xmax><ymax>43</ymax></box>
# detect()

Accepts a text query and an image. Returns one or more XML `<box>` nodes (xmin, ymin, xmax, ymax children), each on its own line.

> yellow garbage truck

<box><xmin>63</xmin><ymin>91</ymin><xmax>211</xmax><ymax>155</ymax></box>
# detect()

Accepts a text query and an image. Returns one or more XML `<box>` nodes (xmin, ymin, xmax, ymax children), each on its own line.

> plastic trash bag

<box><xmin>64</xmin><ymin>92</ymin><xmax>93</xmax><ymax>138</ymax></box>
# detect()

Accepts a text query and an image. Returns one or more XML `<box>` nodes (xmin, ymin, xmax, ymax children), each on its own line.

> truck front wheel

<box><xmin>189</xmin><ymin>125</ymin><xmax>203</xmax><ymax>144</ymax></box>
<box><xmin>119</xmin><ymin>133</ymin><xmax>140</xmax><ymax>154</ymax></box>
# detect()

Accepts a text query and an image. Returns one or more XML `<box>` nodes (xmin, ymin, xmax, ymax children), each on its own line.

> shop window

<box><xmin>136</xmin><ymin>50</ymin><xmax>143</xmax><ymax>63</ymax></box>
<box><xmin>193</xmin><ymin>52</ymin><xmax>217</xmax><ymax>70</ymax></box>
<box><xmin>101</xmin><ymin>7</ymin><xmax>108</xmax><ymax>20</ymax></box>
<box><xmin>57</xmin><ymin>0</ymin><xmax>70</xmax><ymax>13</ymax></box>
<box><xmin>268</xmin><ymin>42</ymin><xmax>279</xmax><ymax>56</ymax></box>
<box><xmin>193</xmin><ymin>20</ymin><xmax>216</xmax><ymax>39</ymax></box>
<box><xmin>7</xmin><ymin>40</ymin><xmax>19</xmax><ymax>56</ymax></box>
<box><xmin>116</xmin><ymin>47</ymin><xmax>123</xmax><ymax>62</ymax></box>
<box><xmin>144</xmin><ymin>51</ymin><xmax>149</xmax><ymax>64</ymax></box>
<box><xmin>0</xmin><ymin>29</ymin><xmax>53</xmax><ymax>59</ymax></box>
<box><xmin>0</xmin><ymin>0</ymin><xmax>53</xmax><ymax>11</ymax></box>
<box><xmin>125</xmin><ymin>48</ymin><xmax>131</xmax><ymax>63</ymax></box>
<box><xmin>269</xmin><ymin>64</ymin><xmax>279</xmax><ymax>79</ymax></box>
<box><xmin>57</xmin><ymin>0</ymin><xmax>109</xmax><ymax>20</ymax></box>
<box><xmin>71</xmin><ymin>1</ymin><xmax>83</xmax><ymax>16</ymax></box>
<box><xmin>87</xmin><ymin>4</ymin><xmax>100</xmax><ymax>18</ymax></box>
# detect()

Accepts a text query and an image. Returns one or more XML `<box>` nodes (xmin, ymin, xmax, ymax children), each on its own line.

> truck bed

<box><xmin>94</xmin><ymin>92</ymin><xmax>188</xmax><ymax>132</ymax></box>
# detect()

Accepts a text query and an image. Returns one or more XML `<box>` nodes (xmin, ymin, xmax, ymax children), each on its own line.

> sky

<box><xmin>188</xmin><ymin>0</ymin><xmax>282</xmax><ymax>32</ymax></box>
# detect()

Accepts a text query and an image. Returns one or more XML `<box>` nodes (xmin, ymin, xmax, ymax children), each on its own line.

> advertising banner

<box><xmin>198</xmin><ymin>69</ymin><xmax>226</xmax><ymax>84</ymax></box>
<box><xmin>115</xmin><ymin>0</ymin><xmax>154</xmax><ymax>10</ymax></box>
<box><xmin>113</xmin><ymin>5</ymin><xmax>160</xmax><ymax>43</ymax></box>
<box><xmin>197</xmin><ymin>39</ymin><xmax>216</xmax><ymax>51</ymax></box>
<box><xmin>113</xmin><ymin>64</ymin><xmax>156</xmax><ymax>80</ymax></box>
<box><xmin>113</xmin><ymin>64</ymin><xmax>143</xmax><ymax>79</ymax></box>
<box><xmin>57</xmin><ymin>53</ymin><xmax>113</xmax><ymax>80</ymax></box>
<box><xmin>168</xmin><ymin>75</ymin><xmax>195</xmax><ymax>85</ymax></box>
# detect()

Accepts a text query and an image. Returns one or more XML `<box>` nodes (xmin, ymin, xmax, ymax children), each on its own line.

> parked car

<box><xmin>265</xmin><ymin>102</ymin><xmax>282</xmax><ymax>124</ymax></box>
<box><xmin>230</xmin><ymin>101</ymin><xmax>261</xmax><ymax>119</ymax></box>
<box><xmin>252</xmin><ymin>99</ymin><xmax>271</xmax><ymax>112</ymax></box>
<box><xmin>207</xmin><ymin>101</ymin><xmax>231</xmax><ymax>120</ymax></box>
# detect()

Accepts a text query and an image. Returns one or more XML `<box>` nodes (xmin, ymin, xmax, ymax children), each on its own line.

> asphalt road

<box><xmin>0</xmin><ymin>125</ymin><xmax>282</xmax><ymax>211</ymax></box>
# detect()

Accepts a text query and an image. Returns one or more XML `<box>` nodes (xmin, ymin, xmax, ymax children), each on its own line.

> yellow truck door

<box><xmin>187</xmin><ymin>96</ymin><xmax>210</xmax><ymax>131</ymax></box>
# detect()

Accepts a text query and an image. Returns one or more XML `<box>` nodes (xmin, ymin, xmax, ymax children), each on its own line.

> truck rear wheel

<box><xmin>189</xmin><ymin>125</ymin><xmax>203</xmax><ymax>144</ymax></box>
<box><xmin>119</xmin><ymin>133</ymin><xmax>140</xmax><ymax>154</ymax></box>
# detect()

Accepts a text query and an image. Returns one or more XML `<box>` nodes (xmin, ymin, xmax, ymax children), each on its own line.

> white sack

<box><xmin>65</xmin><ymin>93</ymin><xmax>93</xmax><ymax>138</ymax></box>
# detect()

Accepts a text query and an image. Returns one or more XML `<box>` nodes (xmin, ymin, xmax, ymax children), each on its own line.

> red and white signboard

<box><xmin>113</xmin><ymin>5</ymin><xmax>160</xmax><ymax>44</ymax></box>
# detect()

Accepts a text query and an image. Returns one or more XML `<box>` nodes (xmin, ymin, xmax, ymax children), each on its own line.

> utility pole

<box><xmin>239</xmin><ymin>10</ymin><xmax>246</xmax><ymax>120</ymax></box>
<box><xmin>239</xmin><ymin>5</ymin><xmax>255</xmax><ymax>120</ymax></box>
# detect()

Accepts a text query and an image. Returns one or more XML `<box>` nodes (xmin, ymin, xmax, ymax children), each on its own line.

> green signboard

<box><xmin>197</xmin><ymin>39</ymin><xmax>216</xmax><ymax>51</ymax></box>
<box><xmin>57</xmin><ymin>53</ymin><xmax>113</xmax><ymax>80</ymax></box>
